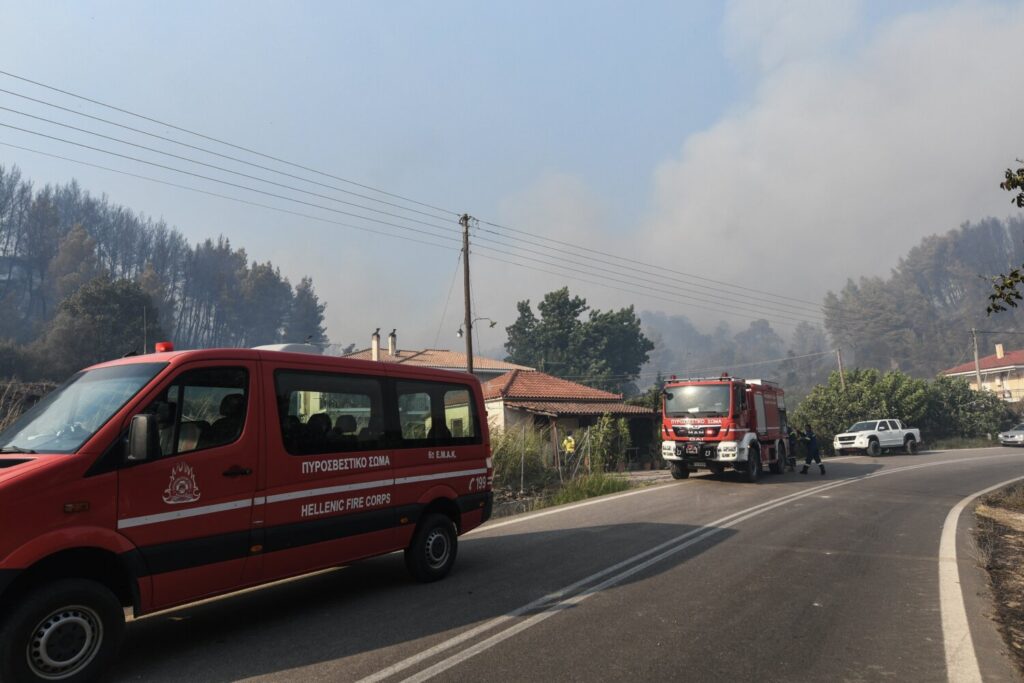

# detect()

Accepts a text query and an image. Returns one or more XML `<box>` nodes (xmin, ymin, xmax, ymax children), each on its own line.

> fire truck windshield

<box><xmin>664</xmin><ymin>384</ymin><xmax>731</xmax><ymax>417</ymax></box>
<box><xmin>0</xmin><ymin>362</ymin><xmax>166</xmax><ymax>455</ymax></box>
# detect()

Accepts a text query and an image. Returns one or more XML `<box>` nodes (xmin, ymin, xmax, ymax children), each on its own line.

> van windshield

<box><xmin>0</xmin><ymin>362</ymin><xmax>166</xmax><ymax>455</ymax></box>
<box><xmin>664</xmin><ymin>384</ymin><xmax>731</xmax><ymax>417</ymax></box>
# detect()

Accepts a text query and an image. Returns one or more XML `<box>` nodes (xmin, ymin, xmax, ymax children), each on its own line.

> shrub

<box><xmin>550</xmin><ymin>472</ymin><xmax>630</xmax><ymax>505</ymax></box>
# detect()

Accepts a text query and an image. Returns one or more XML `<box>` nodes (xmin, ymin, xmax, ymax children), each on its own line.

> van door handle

<box><xmin>222</xmin><ymin>465</ymin><xmax>253</xmax><ymax>478</ymax></box>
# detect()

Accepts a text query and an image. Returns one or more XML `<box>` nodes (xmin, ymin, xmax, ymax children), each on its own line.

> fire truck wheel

<box><xmin>707</xmin><ymin>463</ymin><xmax>725</xmax><ymax>476</ymax></box>
<box><xmin>769</xmin><ymin>445</ymin><xmax>785</xmax><ymax>474</ymax></box>
<box><xmin>744</xmin><ymin>446</ymin><xmax>761</xmax><ymax>483</ymax></box>
<box><xmin>866</xmin><ymin>439</ymin><xmax>881</xmax><ymax>456</ymax></box>
<box><xmin>669</xmin><ymin>463</ymin><xmax>689</xmax><ymax>479</ymax></box>
<box><xmin>405</xmin><ymin>513</ymin><xmax>459</xmax><ymax>583</ymax></box>
<box><xmin>0</xmin><ymin>578</ymin><xmax>125</xmax><ymax>683</ymax></box>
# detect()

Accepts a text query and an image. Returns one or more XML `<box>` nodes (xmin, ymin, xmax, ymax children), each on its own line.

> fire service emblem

<box><xmin>162</xmin><ymin>462</ymin><xmax>201</xmax><ymax>504</ymax></box>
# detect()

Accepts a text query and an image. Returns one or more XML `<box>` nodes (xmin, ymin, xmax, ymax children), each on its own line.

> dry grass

<box><xmin>975</xmin><ymin>485</ymin><xmax>1024</xmax><ymax>673</ymax></box>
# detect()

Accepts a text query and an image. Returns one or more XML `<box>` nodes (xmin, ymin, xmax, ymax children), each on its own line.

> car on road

<box><xmin>999</xmin><ymin>424</ymin><xmax>1024</xmax><ymax>446</ymax></box>
<box><xmin>833</xmin><ymin>419</ymin><xmax>921</xmax><ymax>455</ymax></box>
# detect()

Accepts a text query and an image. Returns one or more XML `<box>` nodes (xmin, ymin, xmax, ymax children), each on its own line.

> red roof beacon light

<box><xmin>154</xmin><ymin>341</ymin><xmax>175</xmax><ymax>353</ymax></box>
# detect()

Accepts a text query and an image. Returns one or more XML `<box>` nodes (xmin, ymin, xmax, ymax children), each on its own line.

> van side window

<box><xmin>140</xmin><ymin>367</ymin><xmax>248</xmax><ymax>458</ymax></box>
<box><xmin>274</xmin><ymin>371</ymin><xmax>386</xmax><ymax>455</ymax></box>
<box><xmin>395</xmin><ymin>380</ymin><xmax>479</xmax><ymax>447</ymax></box>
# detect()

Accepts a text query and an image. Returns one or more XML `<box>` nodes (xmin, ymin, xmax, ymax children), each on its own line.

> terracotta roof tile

<box><xmin>481</xmin><ymin>370</ymin><xmax>623</xmax><ymax>401</ymax></box>
<box><xmin>942</xmin><ymin>348</ymin><xmax>1024</xmax><ymax>375</ymax></box>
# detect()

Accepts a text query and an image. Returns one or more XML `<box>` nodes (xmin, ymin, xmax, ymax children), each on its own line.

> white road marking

<box><xmin>356</xmin><ymin>452</ymin><xmax>1024</xmax><ymax>683</ymax></box>
<box><xmin>938</xmin><ymin>474</ymin><xmax>1024</xmax><ymax>683</ymax></box>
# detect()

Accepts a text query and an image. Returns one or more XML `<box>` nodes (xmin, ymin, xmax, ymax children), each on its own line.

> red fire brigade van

<box><xmin>0</xmin><ymin>346</ymin><xmax>492</xmax><ymax>682</ymax></box>
<box><xmin>660</xmin><ymin>375</ymin><xmax>789</xmax><ymax>482</ymax></box>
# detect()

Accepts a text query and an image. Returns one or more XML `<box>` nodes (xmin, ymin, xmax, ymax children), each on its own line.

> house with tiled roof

<box><xmin>941</xmin><ymin>343</ymin><xmax>1024</xmax><ymax>402</ymax></box>
<box><xmin>345</xmin><ymin>330</ymin><xmax>534</xmax><ymax>382</ymax></box>
<box><xmin>481</xmin><ymin>369</ymin><xmax>657</xmax><ymax>434</ymax></box>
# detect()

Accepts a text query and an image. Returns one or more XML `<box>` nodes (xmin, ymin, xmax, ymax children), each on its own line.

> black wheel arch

<box><xmin>0</xmin><ymin>548</ymin><xmax>137</xmax><ymax>617</ymax></box>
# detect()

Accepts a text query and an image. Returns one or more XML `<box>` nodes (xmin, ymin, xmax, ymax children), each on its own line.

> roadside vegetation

<box><xmin>792</xmin><ymin>369</ymin><xmax>1018</xmax><ymax>454</ymax></box>
<box><xmin>490</xmin><ymin>418</ymin><xmax>644</xmax><ymax>517</ymax></box>
<box><xmin>975</xmin><ymin>482</ymin><xmax>1024</xmax><ymax>673</ymax></box>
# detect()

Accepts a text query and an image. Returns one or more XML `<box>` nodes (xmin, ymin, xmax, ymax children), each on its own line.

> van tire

<box><xmin>670</xmin><ymin>463</ymin><xmax>689</xmax><ymax>479</ymax></box>
<box><xmin>0</xmin><ymin>578</ymin><xmax>125</xmax><ymax>683</ymax></box>
<box><xmin>866</xmin><ymin>439</ymin><xmax>881</xmax><ymax>456</ymax></box>
<box><xmin>405</xmin><ymin>513</ymin><xmax>458</xmax><ymax>583</ymax></box>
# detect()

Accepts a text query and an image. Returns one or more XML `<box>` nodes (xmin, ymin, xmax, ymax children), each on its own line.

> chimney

<box><xmin>996</xmin><ymin>343</ymin><xmax>1005</xmax><ymax>360</ymax></box>
<box><xmin>371</xmin><ymin>328</ymin><xmax>380</xmax><ymax>362</ymax></box>
<box><xmin>388</xmin><ymin>329</ymin><xmax>397</xmax><ymax>357</ymax></box>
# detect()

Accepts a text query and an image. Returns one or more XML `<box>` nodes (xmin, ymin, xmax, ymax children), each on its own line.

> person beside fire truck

<box><xmin>799</xmin><ymin>425</ymin><xmax>824</xmax><ymax>475</ymax></box>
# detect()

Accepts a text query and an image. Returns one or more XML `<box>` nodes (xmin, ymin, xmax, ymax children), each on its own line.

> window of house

<box><xmin>275</xmin><ymin>370</ymin><xmax>386</xmax><ymax>455</ymax></box>
<box><xmin>395</xmin><ymin>380</ymin><xmax>479</xmax><ymax>447</ymax></box>
<box><xmin>140</xmin><ymin>367</ymin><xmax>248</xmax><ymax>458</ymax></box>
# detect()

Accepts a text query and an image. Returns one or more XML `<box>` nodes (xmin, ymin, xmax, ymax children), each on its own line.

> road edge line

<box><xmin>939</xmin><ymin>474</ymin><xmax>1024</xmax><ymax>683</ymax></box>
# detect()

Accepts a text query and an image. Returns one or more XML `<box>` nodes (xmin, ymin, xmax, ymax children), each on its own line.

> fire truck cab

<box><xmin>660</xmin><ymin>375</ymin><xmax>789</xmax><ymax>482</ymax></box>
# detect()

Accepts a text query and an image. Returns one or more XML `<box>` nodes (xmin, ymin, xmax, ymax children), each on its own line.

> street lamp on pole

<box><xmin>457</xmin><ymin>318</ymin><xmax>497</xmax><ymax>374</ymax></box>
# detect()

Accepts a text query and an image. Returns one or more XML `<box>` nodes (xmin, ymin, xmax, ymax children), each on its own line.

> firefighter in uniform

<box><xmin>799</xmin><ymin>425</ymin><xmax>824</xmax><ymax>475</ymax></box>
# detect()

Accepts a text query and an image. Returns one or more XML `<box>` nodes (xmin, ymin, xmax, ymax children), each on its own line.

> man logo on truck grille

<box><xmin>163</xmin><ymin>462</ymin><xmax>201</xmax><ymax>504</ymax></box>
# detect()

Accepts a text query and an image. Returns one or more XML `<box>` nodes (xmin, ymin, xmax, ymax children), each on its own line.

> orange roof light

<box><xmin>155</xmin><ymin>341</ymin><xmax>175</xmax><ymax>353</ymax></box>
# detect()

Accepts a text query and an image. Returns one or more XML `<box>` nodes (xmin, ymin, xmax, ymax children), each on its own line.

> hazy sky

<box><xmin>1</xmin><ymin>1</ymin><xmax>1021</xmax><ymax>356</ymax></box>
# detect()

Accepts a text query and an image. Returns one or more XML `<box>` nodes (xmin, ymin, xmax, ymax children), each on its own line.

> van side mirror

<box><xmin>127</xmin><ymin>414</ymin><xmax>160</xmax><ymax>463</ymax></box>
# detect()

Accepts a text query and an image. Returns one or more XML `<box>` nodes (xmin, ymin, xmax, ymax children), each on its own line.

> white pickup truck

<box><xmin>832</xmin><ymin>419</ymin><xmax>921</xmax><ymax>455</ymax></box>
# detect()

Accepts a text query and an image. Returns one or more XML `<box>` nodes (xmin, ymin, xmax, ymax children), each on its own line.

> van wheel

<box><xmin>904</xmin><ymin>437</ymin><xmax>918</xmax><ymax>455</ymax></box>
<box><xmin>670</xmin><ymin>463</ymin><xmax>689</xmax><ymax>479</ymax></box>
<box><xmin>744</xmin><ymin>446</ymin><xmax>762</xmax><ymax>482</ymax></box>
<box><xmin>0</xmin><ymin>579</ymin><xmax>125</xmax><ymax>683</ymax></box>
<box><xmin>866</xmin><ymin>439</ymin><xmax>881</xmax><ymax>456</ymax></box>
<box><xmin>405</xmin><ymin>513</ymin><xmax>458</xmax><ymax>583</ymax></box>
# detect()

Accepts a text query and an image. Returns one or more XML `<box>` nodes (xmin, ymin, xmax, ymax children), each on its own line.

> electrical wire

<box><xmin>0</xmin><ymin>86</ymin><xmax>457</xmax><ymax>224</ymax></box>
<box><xmin>0</xmin><ymin>71</ymin><xmax>829</xmax><ymax>321</ymax></box>
<box><xmin>0</xmin><ymin>69</ymin><xmax>457</xmax><ymax>217</ymax></box>
<box><xmin>0</xmin><ymin>122</ymin><xmax>823</xmax><ymax>326</ymax></box>
<box><xmin>433</xmin><ymin>252</ymin><xmax>463</xmax><ymax>348</ymax></box>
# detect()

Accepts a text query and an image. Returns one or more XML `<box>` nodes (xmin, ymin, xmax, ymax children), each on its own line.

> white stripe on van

<box><xmin>394</xmin><ymin>468</ymin><xmax>488</xmax><ymax>485</ymax></box>
<box><xmin>116</xmin><ymin>468</ymin><xmax>488</xmax><ymax>529</ymax></box>
<box><xmin>117</xmin><ymin>498</ymin><xmax>254</xmax><ymax>530</ymax></box>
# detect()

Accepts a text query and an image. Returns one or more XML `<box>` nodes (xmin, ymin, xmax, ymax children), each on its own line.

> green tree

<box><xmin>284</xmin><ymin>276</ymin><xmax>329</xmax><ymax>345</ymax></box>
<box><xmin>505</xmin><ymin>287</ymin><xmax>653</xmax><ymax>392</ymax></box>
<box><xmin>35</xmin><ymin>277</ymin><xmax>164</xmax><ymax>380</ymax></box>
<box><xmin>989</xmin><ymin>159</ymin><xmax>1024</xmax><ymax>313</ymax></box>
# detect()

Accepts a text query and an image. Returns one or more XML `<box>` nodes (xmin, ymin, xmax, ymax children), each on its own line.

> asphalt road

<box><xmin>111</xmin><ymin>447</ymin><xmax>1024</xmax><ymax>682</ymax></box>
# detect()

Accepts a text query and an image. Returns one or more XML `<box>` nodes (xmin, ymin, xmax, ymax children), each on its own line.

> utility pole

<box><xmin>461</xmin><ymin>214</ymin><xmax>474</xmax><ymax>374</ymax></box>
<box><xmin>836</xmin><ymin>348</ymin><xmax>847</xmax><ymax>392</ymax></box>
<box><xmin>971</xmin><ymin>328</ymin><xmax>982</xmax><ymax>390</ymax></box>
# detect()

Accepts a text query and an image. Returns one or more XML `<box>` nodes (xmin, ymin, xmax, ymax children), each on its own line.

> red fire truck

<box><xmin>0</xmin><ymin>344</ymin><xmax>492</xmax><ymax>682</ymax></box>
<box><xmin>660</xmin><ymin>375</ymin><xmax>789</xmax><ymax>482</ymax></box>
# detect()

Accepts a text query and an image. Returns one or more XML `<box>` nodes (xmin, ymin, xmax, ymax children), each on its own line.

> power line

<box><xmin>1</xmin><ymin>136</ymin><xmax>815</xmax><ymax>332</ymax></box>
<box><xmin>0</xmin><ymin>105</ymin><xmax>826</xmax><ymax>322</ymax></box>
<box><xmin>0</xmin><ymin>104</ymin><xmax>460</xmax><ymax>234</ymax></box>
<box><xmin>477</xmin><ymin>218</ymin><xmax>821</xmax><ymax>308</ymax></box>
<box><xmin>0</xmin><ymin>69</ymin><xmax>457</xmax><ymax>217</ymax></box>
<box><xmin>0</xmin><ymin>85</ymin><xmax>457</xmax><ymax>224</ymax></box>
<box><xmin>0</xmin><ymin>122</ymin><xmax>823</xmax><ymax>326</ymax></box>
<box><xmin>0</xmin><ymin>122</ymin><xmax>466</xmax><ymax>245</ymax></box>
<box><xmin>0</xmin><ymin>72</ymin><xmax>828</xmax><ymax>322</ymax></box>
<box><xmin>0</xmin><ymin>140</ymin><xmax>462</xmax><ymax>254</ymax></box>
